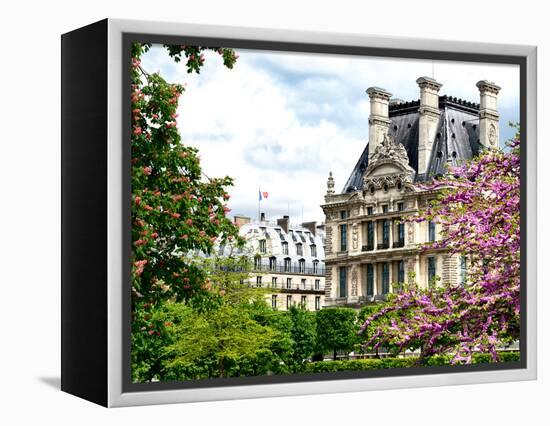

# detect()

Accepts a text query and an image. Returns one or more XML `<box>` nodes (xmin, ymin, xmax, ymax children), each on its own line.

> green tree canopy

<box><xmin>316</xmin><ymin>308</ymin><xmax>357</xmax><ymax>360</ymax></box>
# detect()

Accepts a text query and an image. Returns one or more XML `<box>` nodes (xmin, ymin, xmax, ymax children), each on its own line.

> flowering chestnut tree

<box><xmin>360</xmin><ymin>131</ymin><xmax>520</xmax><ymax>364</ymax></box>
<box><xmin>131</xmin><ymin>42</ymin><xmax>241</xmax><ymax>307</ymax></box>
<box><xmin>130</xmin><ymin>43</ymin><xmax>243</xmax><ymax>380</ymax></box>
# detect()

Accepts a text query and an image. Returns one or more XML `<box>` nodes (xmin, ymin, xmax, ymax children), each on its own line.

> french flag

<box><xmin>259</xmin><ymin>190</ymin><xmax>269</xmax><ymax>201</ymax></box>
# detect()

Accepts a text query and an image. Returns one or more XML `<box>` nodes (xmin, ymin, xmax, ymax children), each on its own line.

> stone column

<box><xmin>366</xmin><ymin>87</ymin><xmax>392</xmax><ymax>160</ymax></box>
<box><xmin>417</xmin><ymin>76</ymin><xmax>442</xmax><ymax>176</ymax></box>
<box><xmin>477</xmin><ymin>80</ymin><xmax>501</xmax><ymax>149</ymax></box>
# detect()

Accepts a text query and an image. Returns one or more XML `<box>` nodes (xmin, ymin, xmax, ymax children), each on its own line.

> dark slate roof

<box><xmin>342</xmin><ymin>96</ymin><xmax>480</xmax><ymax>193</ymax></box>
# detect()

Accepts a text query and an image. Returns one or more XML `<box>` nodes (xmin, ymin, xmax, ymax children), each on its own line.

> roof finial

<box><xmin>326</xmin><ymin>171</ymin><xmax>335</xmax><ymax>195</ymax></box>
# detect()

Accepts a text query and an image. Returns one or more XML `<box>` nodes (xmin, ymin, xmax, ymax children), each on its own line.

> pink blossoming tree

<box><xmin>360</xmin><ymin>130</ymin><xmax>520</xmax><ymax>364</ymax></box>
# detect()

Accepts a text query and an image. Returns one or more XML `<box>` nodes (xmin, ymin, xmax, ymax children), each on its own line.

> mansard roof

<box><xmin>342</xmin><ymin>96</ymin><xmax>481</xmax><ymax>193</ymax></box>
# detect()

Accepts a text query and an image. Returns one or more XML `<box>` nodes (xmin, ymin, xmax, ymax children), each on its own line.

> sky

<box><xmin>141</xmin><ymin>45</ymin><xmax>520</xmax><ymax>224</ymax></box>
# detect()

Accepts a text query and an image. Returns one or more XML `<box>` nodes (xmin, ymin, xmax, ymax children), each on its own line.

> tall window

<box><xmin>314</xmin><ymin>279</ymin><xmax>320</xmax><ymax>290</ymax></box>
<box><xmin>313</xmin><ymin>260</ymin><xmax>318</xmax><ymax>273</ymax></box>
<box><xmin>286</xmin><ymin>295</ymin><xmax>292</xmax><ymax>309</ymax></box>
<box><xmin>397</xmin><ymin>202</ymin><xmax>404</xmax><ymax>211</ymax></box>
<box><xmin>301</xmin><ymin>278</ymin><xmax>306</xmax><ymax>289</ymax></box>
<box><xmin>315</xmin><ymin>296</ymin><xmax>321</xmax><ymax>311</ymax></box>
<box><xmin>397</xmin><ymin>222</ymin><xmax>405</xmax><ymax>244</ymax></box>
<box><xmin>367</xmin><ymin>206</ymin><xmax>373</xmax><ymax>215</ymax></box>
<box><xmin>382</xmin><ymin>220</ymin><xmax>390</xmax><ymax>246</ymax></box>
<box><xmin>271</xmin><ymin>295</ymin><xmax>277</xmax><ymax>309</ymax></box>
<box><xmin>428</xmin><ymin>256</ymin><xmax>436</xmax><ymax>286</ymax></box>
<box><xmin>367</xmin><ymin>221</ymin><xmax>374</xmax><ymax>248</ymax></box>
<box><xmin>366</xmin><ymin>264</ymin><xmax>374</xmax><ymax>297</ymax></box>
<box><xmin>428</xmin><ymin>220</ymin><xmax>436</xmax><ymax>242</ymax></box>
<box><xmin>397</xmin><ymin>260</ymin><xmax>405</xmax><ymax>284</ymax></box>
<box><xmin>339</xmin><ymin>266</ymin><xmax>347</xmax><ymax>298</ymax></box>
<box><xmin>382</xmin><ymin>263</ymin><xmax>390</xmax><ymax>294</ymax></box>
<box><xmin>382</xmin><ymin>205</ymin><xmax>389</xmax><ymax>213</ymax></box>
<box><xmin>296</xmin><ymin>243</ymin><xmax>303</xmax><ymax>256</ymax></box>
<box><xmin>269</xmin><ymin>256</ymin><xmax>277</xmax><ymax>271</ymax></box>
<box><xmin>271</xmin><ymin>277</ymin><xmax>278</xmax><ymax>288</ymax></box>
<box><xmin>301</xmin><ymin>295</ymin><xmax>307</xmax><ymax>307</ymax></box>
<box><xmin>298</xmin><ymin>259</ymin><xmax>306</xmax><ymax>273</ymax></box>
<box><xmin>259</xmin><ymin>239</ymin><xmax>266</xmax><ymax>253</ymax></box>
<box><xmin>460</xmin><ymin>256</ymin><xmax>467</xmax><ymax>285</ymax></box>
<box><xmin>284</xmin><ymin>257</ymin><xmax>291</xmax><ymax>272</ymax></box>
<box><xmin>282</xmin><ymin>241</ymin><xmax>289</xmax><ymax>255</ymax></box>
<box><xmin>340</xmin><ymin>224</ymin><xmax>348</xmax><ymax>251</ymax></box>
<box><xmin>340</xmin><ymin>210</ymin><xmax>348</xmax><ymax>219</ymax></box>
<box><xmin>254</xmin><ymin>255</ymin><xmax>261</xmax><ymax>270</ymax></box>
<box><xmin>256</xmin><ymin>276</ymin><xmax>262</xmax><ymax>287</ymax></box>
<box><xmin>310</xmin><ymin>244</ymin><xmax>317</xmax><ymax>257</ymax></box>
<box><xmin>286</xmin><ymin>277</ymin><xmax>292</xmax><ymax>289</ymax></box>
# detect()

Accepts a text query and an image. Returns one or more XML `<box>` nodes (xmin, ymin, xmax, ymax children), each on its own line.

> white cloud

<box><xmin>140</xmin><ymin>46</ymin><xmax>520</xmax><ymax>224</ymax></box>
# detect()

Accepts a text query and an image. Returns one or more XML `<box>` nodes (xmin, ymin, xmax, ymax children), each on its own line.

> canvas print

<box><xmin>129</xmin><ymin>42</ymin><xmax>520</xmax><ymax>383</ymax></box>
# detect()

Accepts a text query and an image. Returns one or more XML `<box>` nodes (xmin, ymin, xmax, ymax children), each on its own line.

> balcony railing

<box><xmin>252</xmin><ymin>282</ymin><xmax>325</xmax><ymax>292</ymax></box>
<box><xmin>377</xmin><ymin>242</ymin><xmax>390</xmax><ymax>250</ymax></box>
<box><xmin>252</xmin><ymin>261</ymin><xmax>325</xmax><ymax>276</ymax></box>
<box><xmin>392</xmin><ymin>240</ymin><xmax>405</xmax><ymax>248</ymax></box>
<box><xmin>361</xmin><ymin>244</ymin><xmax>374</xmax><ymax>252</ymax></box>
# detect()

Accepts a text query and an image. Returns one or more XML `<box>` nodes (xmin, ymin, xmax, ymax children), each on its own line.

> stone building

<box><xmin>232</xmin><ymin>214</ymin><xmax>326</xmax><ymax>311</ymax></box>
<box><xmin>322</xmin><ymin>77</ymin><xmax>501</xmax><ymax>307</ymax></box>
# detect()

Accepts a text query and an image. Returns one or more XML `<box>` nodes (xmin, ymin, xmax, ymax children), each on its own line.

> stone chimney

<box><xmin>234</xmin><ymin>215</ymin><xmax>251</xmax><ymax>228</ymax></box>
<box><xmin>416</xmin><ymin>76</ymin><xmax>443</xmax><ymax>176</ymax></box>
<box><xmin>277</xmin><ymin>215</ymin><xmax>290</xmax><ymax>233</ymax></box>
<box><xmin>366</xmin><ymin>86</ymin><xmax>392</xmax><ymax>159</ymax></box>
<box><xmin>302</xmin><ymin>221</ymin><xmax>317</xmax><ymax>236</ymax></box>
<box><xmin>476</xmin><ymin>80</ymin><xmax>501</xmax><ymax>149</ymax></box>
<box><xmin>260</xmin><ymin>212</ymin><xmax>266</xmax><ymax>222</ymax></box>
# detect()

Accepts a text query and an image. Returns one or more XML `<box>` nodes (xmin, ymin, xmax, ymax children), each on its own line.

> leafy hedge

<box><xmin>423</xmin><ymin>351</ymin><xmax>520</xmax><ymax>366</ymax></box>
<box><xmin>304</xmin><ymin>352</ymin><xmax>520</xmax><ymax>373</ymax></box>
<box><xmin>304</xmin><ymin>357</ymin><xmax>416</xmax><ymax>373</ymax></box>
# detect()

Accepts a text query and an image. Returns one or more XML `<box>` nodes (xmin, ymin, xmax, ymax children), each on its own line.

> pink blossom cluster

<box><xmin>361</xmin><ymin>138</ymin><xmax>521</xmax><ymax>363</ymax></box>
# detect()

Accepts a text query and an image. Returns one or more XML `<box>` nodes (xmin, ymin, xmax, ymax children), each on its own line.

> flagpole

<box><xmin>258</xmin><ymin>186</ymin><xmax>261</xmax><ymax>222</ymax></box>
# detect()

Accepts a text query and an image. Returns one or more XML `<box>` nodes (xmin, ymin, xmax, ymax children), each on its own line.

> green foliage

<box><xmin>305</xmin><ymin>358</ymin><xmax>416</xmax><ymax>373</ymax></box>
<box><xmin>315</xmin><ymin>308</ymin><xmax>358</xmax><ymax>360</ymax></box>
<box><xmin>305</xmin><ymin>352</ymin><xmax>520</xmax><ymax>373</ymax></box>
<box><xmin>163</xmin><ymin>302</ymin><xmax>276</xmax><ymax>378</ymax></box>
<box><xmin>422</xmin><ymin>351</ymin><xmax>520</xmax><ymax>366</ymax></box>
<box><xmin>287</xmin><ymin>305</ymin><xmax>317</xmax><ymax>372</ymax></box>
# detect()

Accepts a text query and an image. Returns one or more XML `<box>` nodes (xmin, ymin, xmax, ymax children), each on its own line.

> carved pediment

<box><xmin>363</xmin><ymin>134</ymin><xmax>415</xmax><ymax>190</ymax></box>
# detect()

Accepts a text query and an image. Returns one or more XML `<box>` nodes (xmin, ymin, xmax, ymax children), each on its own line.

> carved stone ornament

<box><xmin>351</xmin><ymin>222</ymin><xmax>359</xmax><ymax>249</ymax></box>
<box><xmin>326</xmin><ymin>171</ymin><xmax>335</xmax><ymax>195</ymax></box>
<box><xmin>489</xmin><ymin>123</ymin><xmax>497</xmax><ymax>145</ymax></box>
<box><xmin>351</xmin><ymin>266</ymin><xmax>358</xmax><ymax>296</ymax></box>
<box><xmin>363</xmin><ymin>133</ymin><xmax>415</xmax><ymax>190</ymax></box>
<box><xmin>407</xmin><ymin>222</ymin><xmax>415</xmax><ymax>244</ymax></box>
<box><xmin>369</xmin><ymin>133</ymin><xmax>411</xmax><ymax>167</ymax></box>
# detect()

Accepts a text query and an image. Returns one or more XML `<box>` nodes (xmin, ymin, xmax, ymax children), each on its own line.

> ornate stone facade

<box><xmin>322</xmin><ymin>76</ymin><xmax>500</xmax><ymax>308</ymax></box>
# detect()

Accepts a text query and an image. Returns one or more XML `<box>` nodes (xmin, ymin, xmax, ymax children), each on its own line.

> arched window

<box><xmin>269</xmin><ymin>256</ymin><xmax>277</xmax><ymax>271</ymax></box>
<box><xmin>284</xmin><ymin>257</ymin><xmax>291</xmax><ymax>272</ymax></box>
<box><xmin>282</xmin><ymin>241</ymin><xmax>289</xmax><ymax>255</ymax></box>
<box><xmin>298</xmin><ymin>259</ymin><xmax>306</xmax><ymax>273</ymax></box>
<box><xmin>310</xmin><ymin>244</ymin><xmax>317</xmax><ymax>257</ymax></box>
<box><xmin>254</xmin><ymin>255</ymin><xmax>262</xmax><ymax>271</ymax></box>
